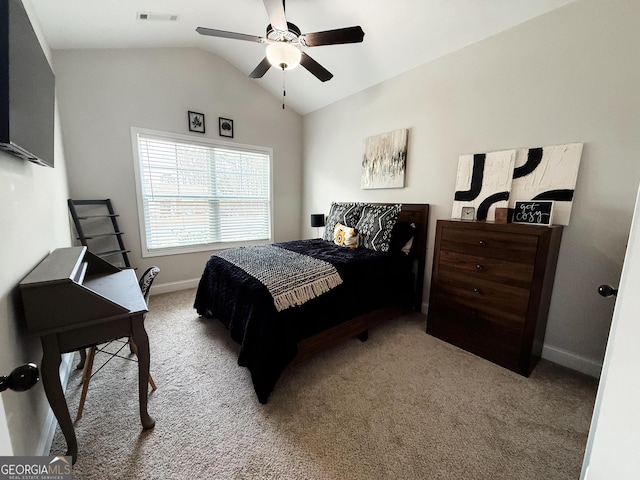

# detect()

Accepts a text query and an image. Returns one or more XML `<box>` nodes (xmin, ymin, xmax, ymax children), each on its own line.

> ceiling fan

<box><xmin>196</xmin><ymin>0</ymin><xmax>365</xmax><ymax>82</ymax></box>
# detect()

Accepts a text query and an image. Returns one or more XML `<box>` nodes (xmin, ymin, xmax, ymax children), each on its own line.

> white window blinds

<box><xmin>133</xmin><ymin>129</ymin><xmax>272</xmax><ymax>255</ymax></box>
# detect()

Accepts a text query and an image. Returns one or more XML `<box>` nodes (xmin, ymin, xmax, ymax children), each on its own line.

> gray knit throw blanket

<box><xmin>215</xmin><ymin>245</ymin><xmax>343</xmax><ymax>312</ymax></box>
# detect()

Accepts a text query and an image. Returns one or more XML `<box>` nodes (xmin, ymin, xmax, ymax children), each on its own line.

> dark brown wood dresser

<box><xmin>426</xmin><ymin>219</ymin><xmax>563</xmax><ymax>376</ymax></box>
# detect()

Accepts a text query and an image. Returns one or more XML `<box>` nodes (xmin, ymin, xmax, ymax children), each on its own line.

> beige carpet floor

<box><xmin>51</xmin><ymin>288</ymin><xmax>598</xmax><ymax>479</ymax></box>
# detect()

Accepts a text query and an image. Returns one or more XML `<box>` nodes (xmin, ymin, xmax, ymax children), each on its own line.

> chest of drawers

<box><xmin>426</xmin><ymin>220</ymin><xmax>563</xmax><ymax>376</ymax></box>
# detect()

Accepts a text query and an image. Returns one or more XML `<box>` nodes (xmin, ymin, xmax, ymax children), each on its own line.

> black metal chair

<box><xmin>76</xmin><ymin>266</ymin><xmax>160</xmax><ymax>420</ymax></box>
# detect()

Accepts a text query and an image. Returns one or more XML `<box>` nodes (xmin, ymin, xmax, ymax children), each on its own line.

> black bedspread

<box><xmin>194</xmin><ymin>239</ymin><xmax>413</xmax><ymax>403</ymax></box>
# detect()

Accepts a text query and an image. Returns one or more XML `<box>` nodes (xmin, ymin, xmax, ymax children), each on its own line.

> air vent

<box><xmin>136</xmin><ymin>12</ymin><xmax>179</xmax><ymax>22</ymax></box>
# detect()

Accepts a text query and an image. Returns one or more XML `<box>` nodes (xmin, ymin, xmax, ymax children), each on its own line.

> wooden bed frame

<box><xmin>291</xmin><ymin>203</ymin><xmax>430</xmax><ymax>366</ymax></box>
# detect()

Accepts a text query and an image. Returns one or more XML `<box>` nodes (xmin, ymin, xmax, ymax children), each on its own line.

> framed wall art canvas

<box><xmin>219</xmin><ymin>117</ymin><xmax>234</xmax><ymax>138</ymax></box>
<box><xmin>188</xmin><ymin>111</ymin><xmax>205</xmax><ymax>133</ymax></box>
<box><xmin>361</xmin><ymin>128</ymin><xmax>408</xmax><ymax>189</ymax></box>
<box><xmin>452</xmin><ymin>150</ymin><xmax>515</xmax><ymax>221</ymax></box>
<box><xmin>509</xmin><ymin>143</ymin><xmax>583</xmax><ymax>225</ymax></box>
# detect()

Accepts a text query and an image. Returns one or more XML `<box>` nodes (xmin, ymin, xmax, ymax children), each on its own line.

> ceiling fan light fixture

<box><xmin>266</xmin><ymin>42</ymin><xmax>301</xmax><ymax>70</ymax></box>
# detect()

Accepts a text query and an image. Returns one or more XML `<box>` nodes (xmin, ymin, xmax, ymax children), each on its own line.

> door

<box><xmin>0</xmin><ymin>394</ymin><xmax>13</xmax><ymax>455</ymax></box>
<box><xmin>581</xmin><ymin>184</ymin><xmax>640</xmax><ymax>478</ymax></box>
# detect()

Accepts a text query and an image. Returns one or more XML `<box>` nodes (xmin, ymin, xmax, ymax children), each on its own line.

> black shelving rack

<box><xmin>67</xmin><ymin>199</ymin><xmax>132</xmax><ymax>268</ymax></box>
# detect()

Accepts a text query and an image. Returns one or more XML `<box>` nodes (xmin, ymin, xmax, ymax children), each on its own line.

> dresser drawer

<box><xmin>437</xmin><ymin>249</ymin><xmax>534</xmax><ymax>289</ymax></box>
<box><xmin>440</xmin><ymin>226</ymin><xmax>539</xmax><ymax>263</ymax></box>
<box><xmin>427</xmin><ymin>302</ymin><xmax>524</xmax><ymax>371</ymax></box>
<box><xmin>434</xmin><ymin>267</ymin><xmax>530</xmax><ymax>321</ymax></box>
<box><xmin>431</xmin><ymin>286</ymin><xmax>527</xmax><ymax>331</ymax></box>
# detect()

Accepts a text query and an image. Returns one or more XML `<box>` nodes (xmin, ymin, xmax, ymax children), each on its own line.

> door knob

<box><xmin>598</xmin><ymin>284</ymin><xmax>618</xmax><ymax>297</ymax></box>
<box><xmin>0</xmin><ymin>363</ymin><xmax>39</xmax><ymax>392</ymax></box>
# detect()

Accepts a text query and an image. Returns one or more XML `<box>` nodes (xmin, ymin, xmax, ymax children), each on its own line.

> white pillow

<box><xmin>334</xmin><ymin>223</ymin><xmax>358</xmax><ymax>248</ymax></box>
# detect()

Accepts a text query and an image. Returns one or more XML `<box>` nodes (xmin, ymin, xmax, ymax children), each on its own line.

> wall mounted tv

<box><xmin>0</xmin><ymin>0</ymin><xmax>55</xmax><ymax>167</ymax></box>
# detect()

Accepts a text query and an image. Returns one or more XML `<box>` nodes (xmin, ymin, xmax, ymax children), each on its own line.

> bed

<box><xmin>194</xmin><ymin>203</ymin><xmax>429</xmax><ymax>403</ymax></box>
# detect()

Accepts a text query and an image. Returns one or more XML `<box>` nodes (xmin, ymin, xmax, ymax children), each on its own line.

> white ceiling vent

<box><xmin>136</xmin><ymin>12</ymin><xmax>179</xmax><ymax>22</ymax></box>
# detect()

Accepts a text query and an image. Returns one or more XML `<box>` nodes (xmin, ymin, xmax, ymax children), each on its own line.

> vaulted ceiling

<box><xmin>29</xmin><ymin>0</ymin><xmax>576</xmax><ymax>115</ymax></box>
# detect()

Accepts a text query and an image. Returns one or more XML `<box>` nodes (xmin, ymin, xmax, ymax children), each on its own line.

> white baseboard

<box><xmin>37</xmin><ymin>352</ymin><xmax>74</xmax><ymax>456</ymax></box>
<box><xmin>542</xmin><ymin>344</ymin><xmax>602</xmax><ymax>378</ymax></box>
<box><xmin>150</xmin><ymin>278</ymin><xmax>200</xmax><ymax>296</ymax></box>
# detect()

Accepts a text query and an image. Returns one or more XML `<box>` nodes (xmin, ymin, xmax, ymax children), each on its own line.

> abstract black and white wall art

<box><xmin>452</xmin><ymin>150</ymin><xmax>515</xmax><ymax>221</ymax></box>
<box><xmin>361</xmin><ymin>129</ymin><xmax>408</xmax><ymax>189</ymax></box>
<box><xmin>510</xmin><ymin>143</ymin><xmax>583</xmax><ymax>225</ymax></box>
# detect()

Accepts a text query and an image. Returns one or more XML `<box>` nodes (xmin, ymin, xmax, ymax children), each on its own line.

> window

<box><xmin>131</xmin><ymin>127</ymin><xmax>272</xmax><ymax>257</ymax></box>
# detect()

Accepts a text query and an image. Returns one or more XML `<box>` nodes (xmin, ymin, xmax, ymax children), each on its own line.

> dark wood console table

<box><xmin>19</xmin><ymin>246</ymin><xmax>155</xmax><ymax>463</ymax></box>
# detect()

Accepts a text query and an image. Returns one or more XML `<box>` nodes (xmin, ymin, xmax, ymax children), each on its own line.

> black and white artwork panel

<box><xmin>510</xmin><ymin>143</ymin><xmax>583</xmax><ymax>226</ymax></box>
<box><xmin>361</xmin><ymin>129</ymin><xmax>408</xmax><ymax>189</ymax></box>
<box><xmin>452</xmin><ymin>150</ymin><xmax>515</xmax><ymax>221</ymax></box>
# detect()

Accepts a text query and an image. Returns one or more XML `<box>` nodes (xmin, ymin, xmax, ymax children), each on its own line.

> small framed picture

<box><xmin>219</xmin><ymin>117</ymin><xmax>234</xmax><ymax>138</ymax></box>
<box><xmin>188</xmin><ymin>111</ymin><xmax>205</xmax><ymax>133</ymax></box>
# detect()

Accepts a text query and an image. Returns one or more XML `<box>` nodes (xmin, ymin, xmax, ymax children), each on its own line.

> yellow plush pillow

<box><xmin>334</xmin><ymin>223</ymin><xmax>358</xmax><ymax>248</ymax></box>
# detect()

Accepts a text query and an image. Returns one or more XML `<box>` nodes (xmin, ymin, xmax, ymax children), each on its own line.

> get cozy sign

<box><xmin>513</xmin><ymin>201</ymin><xmax>554</xmax><ymax>225</ymax></box>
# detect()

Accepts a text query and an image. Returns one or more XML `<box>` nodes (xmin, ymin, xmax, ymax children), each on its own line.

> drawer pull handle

<box><xmin>476</xmin><ymin>264</ymin><xmax>483</xmax><ymax>271</ymax></box>
<box><xmin>473</xmin><ymin>288</ymin><xmax>481</xmax><ymax>294</ymax></box>
<box><xmin>479</xmin><ymin>240</ymin><xmax>486</xmax><ymax>245</ymax></box>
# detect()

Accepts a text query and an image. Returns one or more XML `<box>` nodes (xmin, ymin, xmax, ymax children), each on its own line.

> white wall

<box><xmin>302</xmin><ymin>0</ymin><xmax>640</xmax><ymax>375</ymax></box>
<box><xmin>53</xmin><ymin>47</ymin><xmax>303</xmax><ymax>291</ymax></box>
<box><xmin>0</xmin><ymin>0</ymin><xmax>72</xmax><ymax>455</ymax></box>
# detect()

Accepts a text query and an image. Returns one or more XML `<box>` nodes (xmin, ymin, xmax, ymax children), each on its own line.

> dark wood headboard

<box><xmin>293</xmin><ymin>203</ymin><xmax>430</xmax><ymax>367</ymax></box>
<box><xmin>369</xmin><ymin>203</ymin><xmax>430</xmax><ymax>310</ymax></box>
<box><xmin>398</xmin><ymin>203</ymin><xmax>429</xmax><ymax>311</ymax></box>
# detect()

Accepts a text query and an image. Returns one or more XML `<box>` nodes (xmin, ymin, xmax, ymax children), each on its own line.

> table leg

<box><xmin>131</xmin><ymin>317</ymin><xmax>155</xmax><ymax>431</ymax></box>
<box><xmin>76</xmin><ymin>348</ymin><xmax>86</xmax><ymax>370</ymax></box>
<box><xmin>40</xmin><ymin>335</ymin><xmax>77</xmax><ymax>464</ymax></box>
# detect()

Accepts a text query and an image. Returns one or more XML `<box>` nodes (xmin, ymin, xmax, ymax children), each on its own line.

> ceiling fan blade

<box><xmin>263</xmin><ymin>0</ymin><xmax>288</xmax><ymax>31</ymax></box>
<box><xmin>301</xmin><ymin>26</ymin><xmax>365</xmax><ymax>47</ymax></box>
<box><xmin>249</xmin><ymin>57</ymin><xmax>272</xmax><ymax>79</ymax></box>
<box><xmin>196</xmin><ymin>27</ymin><xmax>264</xmax><ymax>43</ymax></box>
<box><xmin>300</xmin><ymin>52</ymin><xmax>333</xmax><ymax>82</ymax></box>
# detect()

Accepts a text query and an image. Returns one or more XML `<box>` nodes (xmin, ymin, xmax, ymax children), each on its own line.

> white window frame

<box><xmin>130</xmin><ymin>127</ymin><xmax>274</xmax><ymax>258</ymax></box>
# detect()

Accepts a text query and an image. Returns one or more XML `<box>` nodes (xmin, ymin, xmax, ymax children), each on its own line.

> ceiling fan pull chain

<box><xmin>282</xmin><ymin>67</ymin><xmax>286</xmax><ymax>109</ymax></box>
